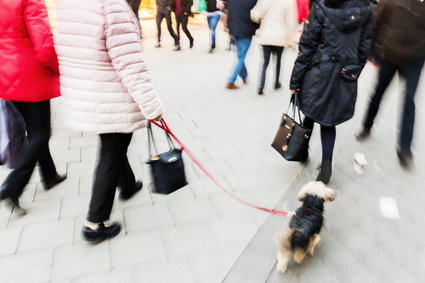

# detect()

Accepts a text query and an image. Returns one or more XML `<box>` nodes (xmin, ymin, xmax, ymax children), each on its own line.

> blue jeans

<box><xmin>207</xmin><ymin>12</ymin><xmax>220</xmax><ymax>48</ymax></box>
<box><xmin>228</xmin><ymin>37</ymin><xmax>252</xmax><ymax>84</ymax></box>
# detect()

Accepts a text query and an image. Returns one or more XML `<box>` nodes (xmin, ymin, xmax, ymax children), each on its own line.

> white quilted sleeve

<box><xmin>104</xmin><ymin>0</ymin><xmax>163</xmax><ymax>120</ymax></box>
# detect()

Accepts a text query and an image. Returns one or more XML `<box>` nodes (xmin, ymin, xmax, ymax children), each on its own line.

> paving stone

<box><xmin>17</xmin><ymin>219</ymin><xmax>74</xmax><ymax>252</ymax></box>
<box><xmin>51</xmin><ymin>242</ymin><xmax>110</xmax><ymax>280</ymax></box>
<box><xmin>69</xmin><ymin>135</ymin><xmax>98</xmax><ymax>149</ymax></box>
<box><xmin>166</xmin><ymin>196</ymin><xmax>218</xmax><ymax>224</ymax></box>
<box><xmin>34</xmin><ymin>177</ymin><xmax>79</xmax><ymax>201</ymax></box>
<box><xmin>132</xmin><ymin>257</ymin><xmax>195</xmax><ymax>283</ymax></box>
<box><xmin>0</xmin><ymin>249</ymin><xmax>52</xmax><ymax>283</ymax></box>
<box><xmin>8</xmin><ymin>199</ymin><xmax>61</xmax><ymax>227</ymax></box>
<box><xmin>0</xmin><ymin>227</ymin><xmax>22</xmax><ymax>256</ymax></box>
<box><xmin>67</xmin><ymin>161</ymin><xmax>96</xmax><ymax>178</ymax></box>
<box><xmin>60</xmin><ymin>194</ymin><xmax>90</xmax><ymax>219</ymax></box>
<box><xmin>124</xmin><ymin>203</ymin><xmax>174</xmax><ymax>232</ymax></box>
<box><xmin>110</xmin><ymin>230</ymin><xmax>166</xmax><ymax>267</ymax></box>
<box><xmin>74</xmin><ymin>266</ymin><xmax>134</xmax><ymax>283</ymax></box>
<box><xmin>51</xmin><ymin>148</ymin><xmax>81</xmax><ymax>163</ymax></box>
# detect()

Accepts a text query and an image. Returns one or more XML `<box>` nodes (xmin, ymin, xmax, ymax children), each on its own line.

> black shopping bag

<box><xmin>271</xmin><ymin>93</ymin><xmax>311</xmax><ymax>162</ymax></box>
<box><xmin>147</xmin><ymin>122</ymin><xmax>188</xmax><ymax>195</ymax></box>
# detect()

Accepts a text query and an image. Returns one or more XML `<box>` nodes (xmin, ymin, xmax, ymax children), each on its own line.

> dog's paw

<box><xmin>276</xmin><ymin>261</ymin><xmax>288</xmax><ymax>274</ymax></box>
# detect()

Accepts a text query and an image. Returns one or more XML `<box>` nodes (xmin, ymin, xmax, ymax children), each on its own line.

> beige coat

<box><xmin>54</xmin><ymin>0</ymin><xmax>163</xmax><ymax>134</ymax></box>
<box><xmin>250</xmin><ymin>0</ymin><xmax>298</xmax><ymax>47</ymax></box>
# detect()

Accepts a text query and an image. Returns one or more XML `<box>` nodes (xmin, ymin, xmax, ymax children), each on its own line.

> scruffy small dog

<box><xmin>277</xmin><ymin>181</ymin><xmax>336</xmax><ymax>274</ymax></box>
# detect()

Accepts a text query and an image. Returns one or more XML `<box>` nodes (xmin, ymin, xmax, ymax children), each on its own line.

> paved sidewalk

<box><xmin>1</xmin><ymin>22</ymin><xmax>425</xmax><ymax>283</ymax></box>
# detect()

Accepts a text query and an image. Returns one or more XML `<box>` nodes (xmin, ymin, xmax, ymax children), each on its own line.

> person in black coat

<box><xmin>172</xmin><ymin>0</ymin><xmax>194</xmax><ymax>49</ymax></box>
<box><xmin>128</xmin><ymin>0</ymin><xmax>141</xmax><ymax>20</ymax></box>
<box><xmin>155</xmin><ymin>0</ymin><xmax>180</xmax><ymax>50</ymax></box>
<box><xmin>290</xmin><ymin>0</ymin><xmax>373</xmax><ymax>183</ymax></box>
<box><xmin>226</xmin><ymin>0</ymin><xmax>259</xmax><ymax>89</ymax></box>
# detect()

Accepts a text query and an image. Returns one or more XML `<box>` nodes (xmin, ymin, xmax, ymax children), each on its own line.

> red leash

<box><xmin>150</xmin><ymin>119</ymin><xmax>290</xmax><ymax>217</ymax></box>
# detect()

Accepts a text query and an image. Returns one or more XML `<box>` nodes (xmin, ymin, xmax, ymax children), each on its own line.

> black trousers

<box><xmin>87</xmin><ymin>133</ymin><xmax>136</xmax><ymax>223</ymax></box>
<box><xmin>303</xmin><ymin>117</ymin><xmax>336</xmax><ymax>162</ymax></box>
<box><xmin>362</xmin><ymin>57</ymin><xmax>425</xmax><ymax>151</ymax></box>
<box><xmin>2</xmin><ymin>100</ymin><xmax>57</xmax><ymax>197</ymax></box>
<box><xmin>156</xmin><ymin>9</ymin><xmax>179</xmax><ymax>45</ymax></box>
<box><xmin>128</xmin><ymin>0</ymin><xmax>141</xmax><ymax>20</ymax></box>
<box><xmin>176</xmin><ymin>14</ymin><xmax>193</xmax><ymax>42</ymax></box>
<box><xmin>259</xmin><ymin>45</ymin><xmax>284</xmax><ymax>90</ymax></box>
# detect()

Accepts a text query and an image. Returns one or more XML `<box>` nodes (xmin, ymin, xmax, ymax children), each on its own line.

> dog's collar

<box><xmin>306</xmin><ymin>207</ymin><xmax>313</xmax><ymax>212</ymax></box>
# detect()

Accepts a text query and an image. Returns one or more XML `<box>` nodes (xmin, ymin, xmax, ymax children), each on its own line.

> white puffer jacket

<box><xmin>250</xmin><ymin>0</ymin><xmax>298</xmax><ymax>47</ymax></box>
<box><xmin>54</xmin><ymin>0</ymin><xmax>163</xmax><ymax>134</ymax></box>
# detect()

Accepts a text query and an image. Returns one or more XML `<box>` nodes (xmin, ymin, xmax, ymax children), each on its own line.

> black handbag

<box><xmin>147</xmin><ymin>122</ymin><xmax>188</xmax><ymax>195</ymax></box>
<box><xmin>271</xmin><ymin>93</ymin><xmax>311</xmax><ymax>162</ymax></box>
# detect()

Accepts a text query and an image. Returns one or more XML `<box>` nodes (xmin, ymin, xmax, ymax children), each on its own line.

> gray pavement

<box><xmin>1</xmin><ymin>20</ymin><xmax>425</xmax><ymax>283</ymax></box>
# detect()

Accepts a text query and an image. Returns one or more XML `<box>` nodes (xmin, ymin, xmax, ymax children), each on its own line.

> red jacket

<box><xmin>296</xmin><ymin>0</ymin><xmax>310</xmax><ymax>23</ymax></box>
<box><xmin>0</xmin><ymin>0</ymin><xmax>60</xmax><ymax>102</ymax></box>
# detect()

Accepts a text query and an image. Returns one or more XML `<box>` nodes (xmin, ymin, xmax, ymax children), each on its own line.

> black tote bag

<box><xmin>147</xmin><ymin>122</ymin><xmax>188</xmax><ymax>195</ymax></box>
<box><xmin>271</xmin><ymin>93</ymin><xmax>311</xmax><ymax>162</ymax></box>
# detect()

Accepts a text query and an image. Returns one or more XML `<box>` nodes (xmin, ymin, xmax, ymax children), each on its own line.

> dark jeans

<box><xmin>362</xmin><ymin>57</ymin><xmax>425</xmax><ymax>151</ymax></box>
<box><xmin>304</xmin><ymin>117</ymin><xmax>336</xmax><ymax>162</ymax></box>
<box><xmin>87</xmin><ymin>133</ymin><xmax>136</xmax><ymax>223</ymax></box>
<box><xmin>259</xmin><ymin>45</ymin><xmax>284</xmax><ymax>90</ymax></box>
<box><xmin>156</xmin><ymin>9</ymin><xmax>179</xmax><ymax>45</ymax></box>
<box><xmin>2</xmin><ymin>100</ymin><xmax>57</xmax><ymax>197</ymax></box>
<box><xmin>176</xmin><ymin>13</ymin><xmax>193</xmax><ymax>42</ymax></box>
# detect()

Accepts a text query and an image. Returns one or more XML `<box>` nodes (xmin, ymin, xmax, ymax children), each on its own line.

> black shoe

<box><xmin>0</xmin><ymin>185</ymin><xmax>26</xmax><ymax>215</ymax></box>
<box><xmin>119</xmin><ymin>181</ymin><xmax>143</xmax><ymax>201</ymax></box>
<box><xmin>154</xmin><ymin>42</ymin><xmax>161</xmax><ymax>48</ymax></box>
<box><xmin>174</xmin><ymin>45</ymin><xmax>181</xmax><ymax>51</ymax></box>
<box><xmin>44</xmin><ymin>173</ymin><xmax>67</xmax><ymax>190</ymax></box>
<box><xmin>316</xmin><ymin>160</ymin><xmax>332</xmax><ymax>184</ymax></box>
<box><xmin>258</xmin><ymin>88</ymin><xmax>264</xmax><ymax>95</ymax></box>
<box><xmin>189</xmin><ymin>39</ymin><xmax>194</xmax><ymax>49</ymax></box>
<box><xmin>82</xmin><ymin>222</ymin><xmax>121</xmax><ymax>243</ymax></box>
<box><xmin>355</xmin><ymin>128</ymin><xmax>371</xmax><ymax>141</ymax></box>
<box><xmin>397</xmin><ymin>149</ymin><xmax>413</xmax><ymax>169</ymax></box>
<box><xmin>208</xmin><ymin>47</ymin><xmax>214</xmax><ymax>53</ymax></box>
<box><xmin>274</xmin><ymin>82</ymin><xmax>282</xmax><ymax>90</ymax></box>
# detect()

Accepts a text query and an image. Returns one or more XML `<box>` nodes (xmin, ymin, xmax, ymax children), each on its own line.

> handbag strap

<box><xmin>147</xmin><ymin>121</ymin><xmax>175</xmax><ymax>157</ymax></box>
<box><xmin>286</xmin><ymin>92</ymin><xmax>303</xmax><ymax>125</ymax></box>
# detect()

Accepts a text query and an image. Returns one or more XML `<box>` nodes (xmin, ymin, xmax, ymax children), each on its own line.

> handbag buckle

<box><xmin>282</xmin><ymin>145</ymin><xmax>288</xmax><ymax>152</ymax></box>
<box><xmin>150</xmin><ymin>156</ymin><xmax>160</xmax><ymax>161</ymax></box>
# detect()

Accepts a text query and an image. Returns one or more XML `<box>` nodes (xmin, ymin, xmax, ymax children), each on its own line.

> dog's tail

<box><xmin>290</xmin><ymin>229</ymin><xmax>310</xmax><ymax>252</ymax></box>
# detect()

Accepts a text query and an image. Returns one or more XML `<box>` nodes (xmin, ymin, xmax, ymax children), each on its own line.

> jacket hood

<box><xmin>317</xmin><ymin>0</ymin><xmax>373</xmax><ymax>33</ymax></box>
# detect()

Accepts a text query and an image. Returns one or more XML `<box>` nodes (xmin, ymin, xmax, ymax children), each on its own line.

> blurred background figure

<box><xmin>172</xmin><ymin>0</ymin><xmax>194</xmax><ymax>49</ymax></box>
<box><xmin>226</xmin><ymin>0</ymin><xmax>259</xmax><ymax>89</ymax></box>
<box><xmin>290</xmin><ymin>0</ymin><xmax>373</xmax><ymax>184</ymax></box>
<box><xmin>205</xmin><ymin>0</ymin><xmax>221</xmax><ymax>53</ymax></box>
<box><xmin>0</xmin><ymin>0</ymin><xmax>66</xmax><ymax>213</ymax></box>
<box><xmin>128</xmin><ymin>0</ymin><xmax>142</xmax><ymax>20</ymax></box>
<box><xmin>356</xmin><ymin>0</ymin><xmax>425</xmax><ymax>169</ymax></box>
<box><xmin>217</xmin><ymin>0</ymin><xmax>232</xmax><ymax>51</ymax></box>
<box><xmin>155</xmin><ymin>0</ymin><xmax>180</xmax><ymax>50</ymax></box>
<box><xmin>55</xmin><ymin>0</ymin><xmax>163</xmax><ymax>242</ymax></box>
<box><xmin>251</xmin><ymin>0</ymin><xmax>298</xmax><ymax>95</ymax></box>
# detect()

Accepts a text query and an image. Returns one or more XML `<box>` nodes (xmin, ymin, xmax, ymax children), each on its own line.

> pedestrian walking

<box><xmin>290</xmin><ymin>0</ymin><xmax>373</xmax><ymax>184</ymax></box>
<box><xmin>172</xmin><ymin>0</ymin><xmax>194</xmax><ymax>49</ymax></box>
<box><xmin>251</xmin><ymin>0</ymin><xmax>298</xmax><ymax>95</ymax></box>
<box><xmin>205</xmin><ymin>0</ymin><xmax>221</xmax><ymax>53</ymax></box>
<box><xmin>225</xmin><ymin>0</ymin><xmax>259</xmax><ymax>89</ymax></box>
<box><xmin>356</xmin><ymin>0</ymin><xmax>425</xmax><ymax>168</ymax></box>
<box><xmin>55</xmin><ymin>0</ymin><xmax>164</xmax><ymax>242</ymax></box>
<box><xmin>155</xmin><ymin>0</ymin><xmax>180</xmax><ymax>50</ymax></box>
<box><xmin>218</xmin><ymin>0</ymin><xmax>232</xmax><ymax>51</ymax></box>
<box><xmin>0</xmin><ymin>0</ymin><xmax>66</xmax><ymax>213</ymax></box>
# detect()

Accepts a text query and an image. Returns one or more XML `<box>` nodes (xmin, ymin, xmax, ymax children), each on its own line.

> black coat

<box><xmin>206</xmin><ymin>0</ymin><xmax>219</xmax><ymax>12</ymax></box>
<box><xmin>290</xmin><ymin>0</ymin><xmax>373</xmax><ymax>126</ymax></box>
<box><xmin>228</xmin><ymin>0</ymin><xmax>259</xmax><ymax>39</ymax></box>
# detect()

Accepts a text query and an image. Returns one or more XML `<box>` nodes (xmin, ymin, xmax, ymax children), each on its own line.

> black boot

<box><xmin>397</xmin><ymin>149</ymin><xmax>413</xmax><ymax>169</ymax></box>
<box><xmin>317</xmin><ymin>160</ymin><xmax>332</xmax><ymax>184</ymax></box>
<box><xmin>44</xmin><ymin>173</ymin><xmax>67</xmax><ymax>190</ymax></box>
<box><xmin>119</xmin><ymin>181</ymin><xmax>143</xmax><ymax>201</ymax></box>
<box><xmin>0</xmin><ymin>185</ymin><xmax>26</xmax><ymax>215</ymax></box>
<box><xmin>355</xmin><ymin>128</ymin><xmax>371</xmax><ymax>141</ymax></box>
<box><xmin>82</xmin><ymin>222</ymin><xmax>121</xmax><ymax>243</ymax></box>
<box><xmin>274</xmin><ymin>82</ymin><xmax>282</xmax><ymax>90</ymax></box>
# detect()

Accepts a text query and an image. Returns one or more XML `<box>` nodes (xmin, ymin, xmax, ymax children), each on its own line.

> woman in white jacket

<box><xmin>55</xmin><ymin>0</ymin><xmax>163</xmax><ymax>242</ymax></box>
<box><xmin>251</xmin><ymin>0</ymin><xmax>298</xmax><ymax>95</ymax></box>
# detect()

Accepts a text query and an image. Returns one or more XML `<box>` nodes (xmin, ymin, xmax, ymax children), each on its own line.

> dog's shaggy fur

<box><xmin>277</xmin><ymin>181</ymin><xmax>336</xmax><ymax>274</ymax></box>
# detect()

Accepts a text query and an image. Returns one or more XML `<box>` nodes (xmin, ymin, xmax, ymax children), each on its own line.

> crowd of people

<box><xmin>0</xmin><ymin>0</ymin><xmax>424</xmax><ymax>243</ymax></box>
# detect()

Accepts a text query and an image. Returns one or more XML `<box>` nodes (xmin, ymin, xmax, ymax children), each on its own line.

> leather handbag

<box><xmin>271</xmin><ymin>93</ymin><xmax>311</xmax><ymax>162</ymax></box>
<box><xmin>147</xmin><ymin>122</ymin><xmax>188</xmax><ymax>195</ymax></box>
